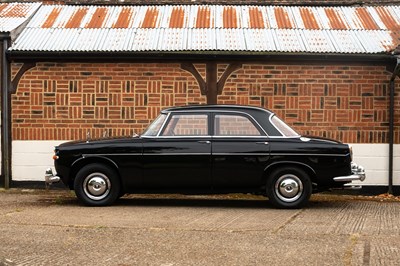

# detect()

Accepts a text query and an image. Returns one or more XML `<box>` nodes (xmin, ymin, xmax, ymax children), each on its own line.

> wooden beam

<box><xmin>206</xmin><ymin>62</ymin><xmax>217</xmax><ymax>104</ymax></box>
<box><xmin>217</xmin><ymin>63</ymin><xmax>242</xmax><ymax>95</ymax></box>
<box><xmin>181</xmin><ymin>62</ymin><xmax>242</xmax><ymax>104</ymax></box>
<box><xmin>180</xmin><ymin>63</ymin><xmax>206</xmax><ymax>95</ymax></box>
<box><xmin>10</xmin><ymin>62</ymin><xmax>36</xmax><ymax>94</ymax></box>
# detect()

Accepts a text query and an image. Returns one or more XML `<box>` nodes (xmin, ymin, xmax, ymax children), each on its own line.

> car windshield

<box><xmin>270</xmin><ymin>115</ymin><xmax>299</xmax><ymax>137</ymax></box>
<box><xmin>142</xmin><ymin>114</ymin><xmax>167</xmax><ymax>136</ymax></box>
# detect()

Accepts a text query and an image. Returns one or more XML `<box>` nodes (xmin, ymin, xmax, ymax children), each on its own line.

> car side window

<box><xmin>214</xmin><ymin>114</ymin><xmax>262</xmax><ymax>136</ymax></box>
<box><xmin>161</xmin><ymin>114</ymin><xmax>208</xmax><ymax>136</ymax></box>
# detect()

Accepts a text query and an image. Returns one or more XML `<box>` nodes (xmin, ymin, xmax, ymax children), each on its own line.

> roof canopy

<box><xmin>6</xmin><ymin>4</ymin><xmax>400</xmax><ymax>57</ymax></box>
<box><xmin>0</xmin><ymin>2</ymin><xmax>41</xmax><ymax>34</ymax></box>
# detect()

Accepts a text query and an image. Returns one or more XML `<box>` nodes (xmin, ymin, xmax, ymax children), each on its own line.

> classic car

<box><xmin>45</xmin><ymin>105</ymin><xmax>365</xmax><ymax>208</ymax></box>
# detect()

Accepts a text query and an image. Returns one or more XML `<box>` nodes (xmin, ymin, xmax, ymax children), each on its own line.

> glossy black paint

<box><xmin>53</xmin><ymin>105</ymin><xmax>353</xmax><ymax>195</ymax></box>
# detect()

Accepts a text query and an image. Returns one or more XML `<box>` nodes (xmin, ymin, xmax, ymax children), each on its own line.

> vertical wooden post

<box><xmin>206</xmin><ymin>62</ymin><xmax>217</xmax><ymax>104</ymax></box>
<box><xmin>181</xmin><ymin>62</ymin><xmax>242</xmax><ymax>105</ymax></box>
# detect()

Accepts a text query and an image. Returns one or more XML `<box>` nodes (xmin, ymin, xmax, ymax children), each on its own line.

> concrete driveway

<box><xmin>0</xmin><ymin>189</ymin><xmax>399</xmax><ymax>266</ymax></box>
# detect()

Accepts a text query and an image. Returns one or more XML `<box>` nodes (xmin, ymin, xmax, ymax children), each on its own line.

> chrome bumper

<box><xmin>45</xmin><ymin>168</ymin><xmax>60</xmax><ymax>185</ymax></box>
<box><xmin>333</xmin><ymin>162</ymin><xmax>366</xmax><ymax>182</ymax></box>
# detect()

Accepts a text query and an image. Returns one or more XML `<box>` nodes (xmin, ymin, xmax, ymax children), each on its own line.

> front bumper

<box><xmin>333</xmin><ymin>162</ymin><xmax>366</xmax><ymax>182</ymax></box>
<box><xmin>45</xmin><ymin>168</ymin><xmax>61</xmax><ymax>185</ymax></box>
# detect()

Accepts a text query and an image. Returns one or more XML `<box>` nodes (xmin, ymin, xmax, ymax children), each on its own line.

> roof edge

<box><xmin>6</xmin><ymin>50</ymin><xmax>397</xmax><ymax>65</ymax></box>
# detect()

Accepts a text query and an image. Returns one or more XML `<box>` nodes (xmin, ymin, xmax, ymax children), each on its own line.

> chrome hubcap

<box><xmin>275</xmin><ymin>174</ymin><xmax>303</xmax><ymax>203</ymax></box>
<box><xmin>83</xmin><ymin>173</ymin><xmax>111</xmax><ymax>201</ymax></box>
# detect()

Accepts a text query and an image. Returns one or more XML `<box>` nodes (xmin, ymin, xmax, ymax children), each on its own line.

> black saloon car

<box><xmin>45</xmin><ymin>105</ymin><xmax>365</xmax><ymax>208</ymax></box>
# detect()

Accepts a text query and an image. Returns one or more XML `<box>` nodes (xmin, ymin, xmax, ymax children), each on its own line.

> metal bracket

<box><xmin>390</xmin><ymin>57</ymin><xmax>400</xmax><ymax>81</ymax></box>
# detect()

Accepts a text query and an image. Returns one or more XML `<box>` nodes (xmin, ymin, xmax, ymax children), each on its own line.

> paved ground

<box><xmin>0</xmin><ymin>189</ymin><xmax>399</xmax><ymax>266</ymax></box>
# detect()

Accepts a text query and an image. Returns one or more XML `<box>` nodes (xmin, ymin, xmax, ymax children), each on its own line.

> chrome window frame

<box><xmin>142</xmin><ymin>109</ymin><xmax>302</xmax><ymax>139</ymax></box>
<box><xmin>268</xmin><ymin>114</ymin><xmax>300</xmax><ymax>138</ymax></box>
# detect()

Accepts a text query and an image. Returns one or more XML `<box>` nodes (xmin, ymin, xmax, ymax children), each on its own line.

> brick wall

<box><xmin>16</xmin><ymin>0</ymin><xmax>400</xmax><ymax>5</ymax></box>
<box><xmin>12</xmin><ymin>62</ymin><xmax>400</xmax><ymax>144</ymax></box>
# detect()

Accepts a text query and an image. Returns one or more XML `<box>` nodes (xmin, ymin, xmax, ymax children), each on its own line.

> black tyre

<box><xmin>74</xmin><ymin>163</ymin><xmax>120</xmax><ymax>206</ymax></box>
<box><xmin>266</xmin><ymin>167</ymin><xmax>312</xmax><ymax>209</ymax></box>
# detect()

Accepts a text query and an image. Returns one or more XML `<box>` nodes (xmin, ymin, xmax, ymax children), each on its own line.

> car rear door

<box><xmin>141</xmin><ymin>112</ymin><xmax>212</xmax><ymax>190</ymax></box>
<box><xmin>211</xmin><ymin>112</ymin><xmax>270</xmax><ymax>190</ymax></box>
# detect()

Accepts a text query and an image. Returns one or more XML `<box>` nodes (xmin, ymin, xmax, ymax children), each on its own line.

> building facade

<box><xmin>1</xmin><ymin>1</ymin><xmax>400</xmax><ymax>190</ymax></box>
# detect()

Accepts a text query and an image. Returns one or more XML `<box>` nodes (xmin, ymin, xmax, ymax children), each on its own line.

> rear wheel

<box><xmin>74</xmin><ymin>163</ymin><xmax>120</xmax><ymax>206</ymax></box>
<box><xmin>266</xmin><ymin>167</ymin><xmax>312</xmax><ymax>209</ymax></box>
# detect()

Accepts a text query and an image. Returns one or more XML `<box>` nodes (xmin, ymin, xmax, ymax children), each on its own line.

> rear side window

<box><xmin>214</xmin><ymin>114</ymin><xmax>262</xmax><ymax>136</ymax></box>
<box><xmin>162</xmin><ymin>114</ymin><xmax>208</xmax><ymax>136</ymax></box>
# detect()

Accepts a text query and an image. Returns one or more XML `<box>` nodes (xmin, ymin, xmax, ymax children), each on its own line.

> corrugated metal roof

<box><xmin>9</xmin><ymin>4</ymin><xmax>400</xmax><ymax>54</ymax></box>
<box><xmin>0</xmin><ymin>2</ymin><xmax>41</xmax><ymax>33</ymax></box>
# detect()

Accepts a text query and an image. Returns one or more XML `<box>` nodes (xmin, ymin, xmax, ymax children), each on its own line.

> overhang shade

<box><xmin>0</xmin><ymin>2</ymin><xmax>41</xmax><ymax>33</ymax></box>
<box><xmin>8</xmin><ymin>4</ymin><xmax>400</xmax><ymax>54</ymax></box>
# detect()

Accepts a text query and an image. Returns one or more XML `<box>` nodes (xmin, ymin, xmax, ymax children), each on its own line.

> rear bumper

<box><xmin>45</xmin><ymin>168</ymin><xmax>61</xmax><ymax>185</ymax></box>
<box><xmin>333</xmin><ymin>162</ymin><xmax>366</xmax><ymax>182</ymax></box>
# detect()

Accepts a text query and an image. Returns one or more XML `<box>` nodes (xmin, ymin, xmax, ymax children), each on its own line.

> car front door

<box><xmin>141</xmin><ymin>112</ymin><xmax>212</xmax><ymax>190</ymax></box>
<box><xmin>211</xmin><ymin>113</ymin><xmax>270</xmax><ymax>190</ymax></box>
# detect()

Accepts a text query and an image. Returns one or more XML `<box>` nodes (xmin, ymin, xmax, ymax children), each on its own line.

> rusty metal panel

<box><xmin>374</xmin><ymin>6</ymin><xmax>400</xmax><ymax>30</ymax></box>
<box><xmin>273</xmin><ymin>6</ymin><xmax>294</xmax><ymax>29</ymax></box>
<box><xmin>190</xmin><ymin>6</ymin><xmax>214</xmax><ymax>28</ymax></box>
<box><xmin>245</xmin><ymin>6</ymin><xmax>269</xmax><ymax>29</ymax></box>
<box><xmin>215</xmin><ymin>5</ymin><xmax>242</xmax><ymax>29</ymax></box>
<box><xmin>0</xmin><ymin>2</ymin><xmax>41</xmax><ymax>32</ymax></box>
<box><xmin>8</xmin><ymin>4</ymin><xmax>400</xmax><ymax>55</ymax></box>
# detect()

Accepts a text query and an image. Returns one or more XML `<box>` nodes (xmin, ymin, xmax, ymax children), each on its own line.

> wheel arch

<box><xmin>264</xmin><ymin>161</ymin><xmax>317</xmax><ymax>184</ymax></box>
<box><xmin>68</xmin><ymin>156</ymin><xmax>120</xmax><ymax>189</ymax></box>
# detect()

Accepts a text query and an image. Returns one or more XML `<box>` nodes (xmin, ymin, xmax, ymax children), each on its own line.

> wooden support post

<box><xmin>206</xmin><ymin>62</ymin><xmax>217</xmax><ymax>104</ymax></box>
<box><xmin>181</xmin><ymin>62</ymin><xmax>242</xmax><ymax>104</ymax></box>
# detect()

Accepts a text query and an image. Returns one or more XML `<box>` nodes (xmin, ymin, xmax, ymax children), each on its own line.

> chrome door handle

<box><xmin>256</xmin><ymin>142</ymin><xmax>269</xmax><ymax>145</ymax></box>
<box><xmin>198</xmin><ymin>140</ymin><xmax>211</xmax><ymax>144</ymax></box>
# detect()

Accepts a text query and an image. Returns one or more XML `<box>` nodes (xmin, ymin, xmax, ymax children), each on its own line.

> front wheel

<box><xmin>74</xmin><ymin>163</ymin><xmax>120</xmax><ymax>206</ymax></box>
<box><xmin>266</xmin><ymin>167</ymin><xmax>312</xmax><ymax>209</ymax></box>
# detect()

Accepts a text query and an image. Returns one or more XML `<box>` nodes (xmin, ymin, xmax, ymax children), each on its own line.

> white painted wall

<box><xmin>10</xmin><ymin>141</ymin><xmax>400</xmax><ymax>186</ymax></box>
<box><xmin>12</xmin><ymin>141</ymin><xmax>65</xmax><ymax>181</ymax></box>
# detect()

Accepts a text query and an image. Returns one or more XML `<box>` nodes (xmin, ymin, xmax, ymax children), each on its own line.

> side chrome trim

<box><xmin>150</xmin><ymin>135</ymin><xmax>212</xmax><ymax>139</ymax></box>
<box><xmin>144</xmin><ymin>153</ymin><xmax>210</xmax><ymax>155</ymax></box>
<box><xmin>82</xmin><ymin>153</ymin><xmax>142</xmax><ymax>156</ymax></box>
<box><xmin>270</xmin><ymin>153</ymin><xmax>350</xmax><ymax>157</ymax></box>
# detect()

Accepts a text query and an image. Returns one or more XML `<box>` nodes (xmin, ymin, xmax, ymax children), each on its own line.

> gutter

<box><xmin>0</xmin><ymin>36</ymin><xmax>11</xmax><ymax>189</ymax></box>
<box><xmin>388</xmin><ymin>56</ymin><xmax>400</xmax><ymax>194</ymax></box>
<box><xmin>6</xmin><ymin>50</ymin><xmax>397</xmax><ymax>65</ymax></box>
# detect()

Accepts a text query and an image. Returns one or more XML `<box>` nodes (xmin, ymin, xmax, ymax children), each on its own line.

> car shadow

<box><xmin>115</xmin><ymin>196</ymin><xmax>272</xmax><ymax>209</ymax></box>
<box><xmin>39</xmin><ymin>192</ymin><xmax>346</xmax><ymax>209</ymax></box>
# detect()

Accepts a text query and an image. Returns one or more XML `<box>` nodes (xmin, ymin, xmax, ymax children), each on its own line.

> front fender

<box><xmin>71</xmin><ymin>155</ymin><xmax>119</xmax><ymax>170</ymax></box>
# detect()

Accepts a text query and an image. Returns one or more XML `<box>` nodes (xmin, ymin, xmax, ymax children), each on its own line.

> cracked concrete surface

<box><xmin>0</xmin><ymin>190</ymin><xmax>399</xmax><ymax>265</ymax></box>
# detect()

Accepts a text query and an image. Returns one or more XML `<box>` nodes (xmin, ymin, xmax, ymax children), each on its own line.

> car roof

<box><xmin>162</xmin><ymin>105</ymin><xmax>274</xmax><ymax>115</ymax></box>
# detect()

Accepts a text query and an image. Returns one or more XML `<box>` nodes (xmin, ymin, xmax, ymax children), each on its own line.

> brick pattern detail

<box><xmin>30</xmin><ymin>0</ymin><xmax>400</xmax><ymax>5</ymax></box>
<box><xmin>12</xmin><ymin>63</ymin><xmax>400</xmax><ymax>144</ymax></box>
